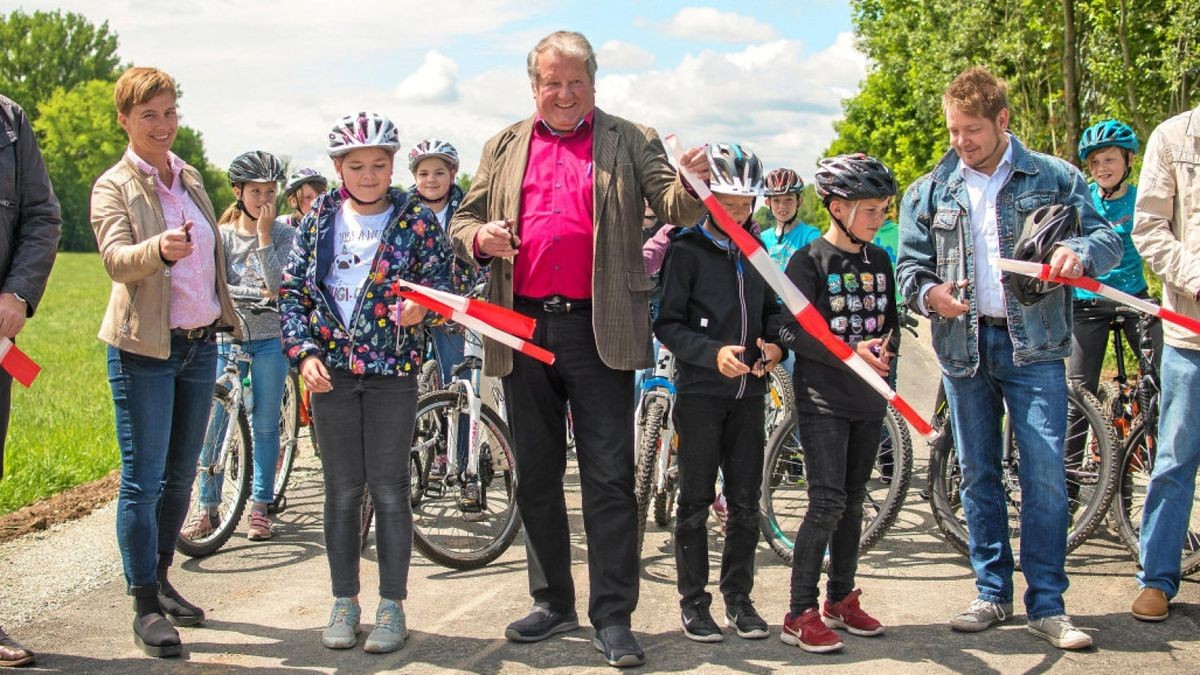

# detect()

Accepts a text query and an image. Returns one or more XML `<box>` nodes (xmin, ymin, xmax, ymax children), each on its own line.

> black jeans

<box><xmin>312</xmin><ymin>369</ymin><xmax>418</xmax><ymax>600</ymax></box>
<box><xmin>1066</xmin><ymin>297</ymin><xmax>1163</xmax><ymax>489</ymax></box>
<box><xmin>503</xmin><ymin>301</ymin><xmax>637</xmax><ymax>629</ymax></box>
<box><xmin>673</xmin><ymin>394</ymin><xmax>764</xmax><ymax>609</ymax></box>
<box><xmin>789</xmin><ymin>414</ymin><xmax>881</xmax><ymax>614</ymax></box>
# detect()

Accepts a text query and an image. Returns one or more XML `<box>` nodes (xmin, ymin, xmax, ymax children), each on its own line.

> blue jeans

<box><xmin>1138</xmin><ymin>345</ymin><xmax>1200</xmax><ymax>598</ymax></box>
<box><xmin>942</xmin><ymin>325</ymin><xmax>1069</xmax><ymax>620</ymax></box>
<box><xmin>108</xmin><ymin>337</ymin><xmax>217</xmax><ymax>590</ymax></box>
<box><xmin>431</xmin><ymin>327</ymin><xmax>465</xmax><ymax>386</ymax></box>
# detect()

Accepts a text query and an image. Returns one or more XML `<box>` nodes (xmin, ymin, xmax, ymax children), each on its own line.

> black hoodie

<box><xmin>654</xmin><ymin>220</ymin><xmax>785</xmax><ymax>399</ymax></box>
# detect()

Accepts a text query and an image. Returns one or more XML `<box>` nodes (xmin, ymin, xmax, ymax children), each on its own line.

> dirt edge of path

<box><xmin>0</xmin><ymin>470</ymin><xmax>119</xmax><ymax>544</ymax></box>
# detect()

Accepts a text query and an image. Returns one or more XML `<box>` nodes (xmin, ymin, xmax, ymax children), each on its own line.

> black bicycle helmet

<box><xmin>1006</xmin><ymin>203</ymin><xmax>1081</xmax><ymax>305</ymax></box>
<box><xmin>228</xmin><ymin>150</ymin><xmax>285</xmax><ymax>186</ymax></box>
<box><xmin>813</xmin><ymin>153</ymin><xmax>897</xmax><ymax>203</ymax></box>
<box><xmin>283</xmin><ymin>167</ymin><xmax>328</xmax><ymax>198</ymax></box>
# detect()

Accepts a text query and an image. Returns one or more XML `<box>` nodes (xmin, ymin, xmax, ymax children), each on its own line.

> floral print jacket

<box><xmin>279</xmin><ymin>187</ymin><xmax>452</xmax><ymax>376</ymax></box>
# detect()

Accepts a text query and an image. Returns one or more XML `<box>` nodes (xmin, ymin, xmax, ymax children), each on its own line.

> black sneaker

<box><xmin>680</xmin><ymin>602</ymin><xmax>723</xmax><ymax>643</ymax></box>
<box><xmin>725</xmin><ymin>597</ymin><xmax>769</xmax><ymax>639</ymax></box>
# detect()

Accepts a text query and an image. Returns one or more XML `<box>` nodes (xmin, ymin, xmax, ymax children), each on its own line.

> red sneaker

<box><xmin>823</xmin><ymin>589</ymin><xmax>884</xmax><ymax>636</ymax></box>
<box><xmin>781</xmin><ymin>608</ymin><xmax>843</xmax><ymax>653</ymax></box>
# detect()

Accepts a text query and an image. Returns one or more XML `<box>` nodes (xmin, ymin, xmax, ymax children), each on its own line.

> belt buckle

<box><xmin>186</xmin><ymin>326</ymin><xmax>208</xmax><ymax>340</ymax></box>
<box><xmin>543</xmin><ymin>296</ymin><xmax>565</xmax><ymax>313</ymax></box>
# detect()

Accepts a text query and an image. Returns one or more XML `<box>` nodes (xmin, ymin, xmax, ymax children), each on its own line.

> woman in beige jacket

<box><xmin>90</xmin><ymin>66</ymin><xmax>239</xmax><ymax>659</ymax></box>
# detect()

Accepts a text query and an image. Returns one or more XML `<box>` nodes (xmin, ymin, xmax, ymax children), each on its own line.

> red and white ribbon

<box><xmin>0</xmin><ymin>337</ymin><xmax>40</xmax><ymax>388</ymax></box>
<box><xmin>665</xmin><ymin>135</ymin><xmax>937</xmax><ymax>440</ymax></box>
<box><xmin>396</xmin><ymin>280</ymin><xmax>536</xmax><ymax>340</ymax></box>
<box><xmin>395</xmin><ymin>284</ymin><xmax>555</xmax><ymax>366</ymax></box>
<box><xmin>996</xmin><ymin>257</ymin><xmax>1200</xmax><ymax>335</ymax></box>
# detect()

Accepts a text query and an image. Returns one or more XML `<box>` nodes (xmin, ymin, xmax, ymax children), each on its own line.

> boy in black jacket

<box><xmin>654</xmin><ymin>144</ymin><xmax>785</xmax><ymax>643</ymax></box>
<box><xmin>776</xmin><ymin>153</ymin><xmax>898</xmax><ymax>654</ymax></box>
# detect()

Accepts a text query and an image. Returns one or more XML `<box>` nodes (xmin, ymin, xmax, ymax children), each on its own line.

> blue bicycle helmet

<box><xmin>1078</xmin><ymin>120</ymin><xmax>1139</xmax><ymax>162</ymax></box>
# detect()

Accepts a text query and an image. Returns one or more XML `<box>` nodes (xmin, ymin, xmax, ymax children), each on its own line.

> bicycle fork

<box><xmin>446</xmin><ymin>380</ymin><xmax>482</xmax><ymax>484</ymax></box>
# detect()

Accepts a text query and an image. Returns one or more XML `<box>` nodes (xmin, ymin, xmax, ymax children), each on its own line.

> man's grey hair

<box><xmin>527</xmin><ymin>31</ymin><xmax>598</xmax><ymax>86</ymax></box>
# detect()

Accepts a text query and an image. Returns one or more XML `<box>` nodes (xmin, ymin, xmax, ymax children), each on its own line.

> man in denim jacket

<box><xmin>897</xmin><ymin>68</ymin><xmax>1120</xmax><ymax>650</ymax></box>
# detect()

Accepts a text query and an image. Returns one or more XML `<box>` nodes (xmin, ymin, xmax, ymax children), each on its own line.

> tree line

<box><xmin>0</xmin><ymin>10</ymin><xmax>231</xmax><ymax>251</ymax></box>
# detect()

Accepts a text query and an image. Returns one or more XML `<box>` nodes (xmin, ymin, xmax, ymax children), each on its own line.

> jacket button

<box><xmin>505</xmin><ymin>273</ymin><xmax>512</xmax><ymax>280</ymax></box>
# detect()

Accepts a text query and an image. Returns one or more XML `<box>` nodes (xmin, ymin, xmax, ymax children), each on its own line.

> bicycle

<box><xmin>927</xmin><ymin>380</ymin><xmax>1118</xmax><ymax>561</ymax></box>
<box><xmin>1103</xmin><ymin>310</ymin><xmax>1200</xmax><ymax>575</ymax></box>
<box><xmin>759</xmin><ymin>403</ymin><xmax>913</xmax><ymax>564</ymax></box>
<box><xmin>405</xmin><ymin>330</ymin><xmax>521</xmax><ymax>570</ymax></box>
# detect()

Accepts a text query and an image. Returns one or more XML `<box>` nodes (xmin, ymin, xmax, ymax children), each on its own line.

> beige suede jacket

<box><xmin>1132</xmin><ymin>106</ymin><xmax>1200</xmax><ymax>350</ymax></box>
<box><xmin>90</xmin><ymin>154</ymin><xmax>240</xmax><ymax>359</ymax></box>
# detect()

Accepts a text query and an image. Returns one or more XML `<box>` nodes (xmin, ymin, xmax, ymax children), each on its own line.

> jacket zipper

<box><xmin>735</xmin><ymin>254</ymin><xmax>747</xmax><ymax>399</ymax></box>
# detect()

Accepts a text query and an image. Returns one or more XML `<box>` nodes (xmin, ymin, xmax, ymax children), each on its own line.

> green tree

<box><xmin>456</xmin><ymin>172</ymin><xmax>472</xmax><ymax>193</ymax></box>
<box><xmin>173</xmin><ymin>126</ymin><xmax>235</xmax><ymax>216</ymax></box>
<box><xmin>33</xmin><ymin>80</ymin><xmax>125</xmax><ymax>251</ymax></box>
<box><xmin>0</xmin><ymin>10</ymin><xmax>121</xmax><ymax>117</ymax></box>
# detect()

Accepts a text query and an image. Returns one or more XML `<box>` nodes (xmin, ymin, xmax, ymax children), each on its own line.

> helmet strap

<box><xmin>1100</xmin><ymin>157</ymin><xmax>1133</xmax><ymax>200</ymax></box>
<box><xmin>419</xmin><ymin>191</ymin><xmax>448</xmax><ymax>207</ymax></box>
<box><xmin>339</xmin><ymin>185</ymin><xmax>384</xmax><ymax>207</ymax></box>
<box><xmin>830</xmin><ymin>202</ymin><xmax>871</xmax><ymax>261</ymax></box>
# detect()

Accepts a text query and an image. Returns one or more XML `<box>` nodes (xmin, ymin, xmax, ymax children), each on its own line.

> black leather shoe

<box><xmin>504</xmin><ymin>606</ymin><xmax>579</xmax><ymax>642</ymax></box>
<box><xmin>157</xmin><ymin>577</ymin><xmax>205</xmax><ymax>627</ymax></box>
<box><xmin>0</xmin><ymin>626</ymin><xmax>34</xmax><ymax>667</ymax></box>
<box><xmin>593</xmin><ymin>625</ymin><xmax>645</xmax><ymax>668</ymax></box>
<box><xmin>133</xmin><ymin>612</ymin><xmax>182</xmax><ymax>658</ymax></box>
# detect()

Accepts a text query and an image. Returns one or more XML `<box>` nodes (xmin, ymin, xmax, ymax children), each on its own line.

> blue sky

<box><xmin>4</xmin><ymin>1</ymin><xmax>862</xmax><ymax>183</ymax></box>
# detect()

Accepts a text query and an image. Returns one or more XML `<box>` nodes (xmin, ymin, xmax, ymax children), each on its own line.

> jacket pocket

<box><xmin>1015</xmin><ymin>190</ymin><xmax>1055</xmax><ymax>216</ymax></box>
<box><xmin>627</xmin><ymin>269</ymin><xmax>654</xmax><ymax>293</ymax></box>
<box><xmin>932</xmin><ymin>209</ymin><xmax>961</xmax><ymax>280</ymax></box>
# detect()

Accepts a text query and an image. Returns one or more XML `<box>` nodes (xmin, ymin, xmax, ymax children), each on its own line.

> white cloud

<box><xmin>596</xmin><ymin>33</ymin><xmax>868</xmax><ymax>183</ymax></box>
<box><xmin>596</xmin><ymin>40</ymin><xmax>656</xmax><ymax>71</ymax></box>
<box><xmin>662</xmin><ymin>7</ymin><xmax>779</xmax><ymax>44</ymax></box>
<box><xmin>396</xmin><ymin>51</ymin><xmax>460</xmax><ymax>104</ymax></box>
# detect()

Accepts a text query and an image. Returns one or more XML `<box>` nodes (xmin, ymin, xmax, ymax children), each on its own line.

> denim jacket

<box><xmin>279</xmin><ymin>187</ymin><xmax>452</xmax><ymax>376</ymax></box>
<box><xmin>897</xmin><ymin>135</ymin><xmax>1122</xmax><ymax>377</ymax></box>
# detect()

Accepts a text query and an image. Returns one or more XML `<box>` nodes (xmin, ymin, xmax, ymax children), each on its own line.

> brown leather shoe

<box><xmin>1131</xmin><ymin>587</ymin><xmax>1169</xmax><ymax>622</ymax></box>
<box><xmin>0</xmin><ymin>626</ymin><xmax>34</xmax><ymax>667</ymax></box>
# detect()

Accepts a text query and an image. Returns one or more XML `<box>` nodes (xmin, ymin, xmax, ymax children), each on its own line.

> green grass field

<box><xmin>0</xmin><ymin>252</ymin><xmax>117</xmax><ymax>514</ymax></box>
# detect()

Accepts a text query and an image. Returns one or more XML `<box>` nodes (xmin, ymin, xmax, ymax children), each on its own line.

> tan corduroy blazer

<box><xmin>450</xmin><ymin>108</ymin><xmax>703</xmax><ymax>377</ymax></box>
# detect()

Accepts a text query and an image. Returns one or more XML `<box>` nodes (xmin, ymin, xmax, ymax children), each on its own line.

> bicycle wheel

<box><xmin>929</xmin><ymin>382</ymin><xmax>1118</xmax><ymax>560</ymax></box>
<box><xmin>652</xmin><ymin>436</ymin><xmax>678</xmax><ymax>528</ymax></box>
<box><xmin>418</xmin><ymin>358</ymin><xmax>441</xmax><ymax>396</ymax></box>
<box><xmin>860</xmin><ymin>406</ymin><xmax>913</xmax><ymax>552</ymax></box>
<box><xmin>634</xmin><ymin>400</ymin><xmax>666</xmax><ymax>554</ymax></box>
<box><xmin>410</xmin><ymin>391</ymin><xmax>521</xmax><ymax>570</ymax></box>
<box><xmin>271</xmin><ymin>370</ymin><xmax>301</xmax><ymax>513</ymax></box>
<box><xmin>1111</xmin><ymin>421</ymin><xmax>1200</xmax><ymax>577</ymax></box>
<box><xmin>360</xmin><ymin>485</ymin><xmax>374</xmax><ymax>552</ymax></box>
<box><xmin>177</xmin><ymin>385</ymin><xmax>253</xmax><ymax>557</ymax></box>
<box><xmin>765</xmin><ymin>368</ymin><xmax>795</xmax><ymax>438</ymax></box>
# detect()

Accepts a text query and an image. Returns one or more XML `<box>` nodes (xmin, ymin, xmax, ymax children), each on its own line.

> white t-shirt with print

<box><xmin>323</xmin><ymin>203</ymin><xmax>393</xmax><ymax>326</ymax></box>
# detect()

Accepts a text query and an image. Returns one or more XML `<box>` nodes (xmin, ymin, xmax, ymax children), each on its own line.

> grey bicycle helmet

<box><xmin>283</xmin><ymin>167</ymin><xmax>328</xmax><ymax>198</ymax></box>
<box><xmin>1006</xmin><ymin>203</ymin><xmax>1081</xmax><ymax>305</ymax></box>
<box><xmin>764</xmin><ymin>168</ymin><xmax>804</xmax><ymax>196</ymax></box>
<box><xmin>813</xmin><ymin>153</ymin><xmax>897</xmax><ymax>203</ymax></box>
<box><xmin>327</xmin><ymin>111</ymin><xmax>401</xmax><ymax>158</ymax></box>
<box><xmin>706</xmin><ymin>143</ymin><xmax>764</xmax><ymax>197</ymax></box>
<box><xmin>228</xmin><ymin>151</ymin><xmax>285</xmax><ymax>186</ymax></box>
<box><xmin>408</xmin><ymin>139</ymin><xmax>459</xmax><ymax>173</ymax></box>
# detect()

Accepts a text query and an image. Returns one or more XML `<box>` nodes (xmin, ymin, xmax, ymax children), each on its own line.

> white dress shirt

<box><xmin>959</xmin><ymin>137</ymin><xmax>1014</xmax><ymax>318</ymax></box>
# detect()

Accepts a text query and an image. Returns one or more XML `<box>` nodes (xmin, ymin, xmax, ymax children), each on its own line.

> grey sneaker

<box><xmin>1027</xmin><ymin>615</ymin><xmax>1093</xmax><ymax>650</ymax></box>
<box><xmin>322</xmin><ymin>598</ymin><xmax>361</xmax><ymax>649</ymax></box>
<box><xmin>949</xmin><ymin>599</ymin><xmax>1013</xmax><ymax>632</ymax></box>
<box><xmin>364</xmin><ymin>599</ymin><xmax>407</xmax><ymax>653</ymax></box>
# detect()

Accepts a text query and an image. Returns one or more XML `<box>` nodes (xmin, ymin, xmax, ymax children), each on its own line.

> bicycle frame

<box><xmin>203</xmin><ymin>340</ymin><xmax>252</xmax><ymax>475</ymax></box>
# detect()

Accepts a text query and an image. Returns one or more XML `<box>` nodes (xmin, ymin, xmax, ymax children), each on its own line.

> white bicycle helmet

<box><xmin>706</xmin><ymin>143</ymin><xmax>764</xmax><ymax>197</ymax></box>
<box><xmin>408</xmin><ymin>139</ymin><xmax>460</xmax><ymax>172</ymax></box>
<box><xmin>327</xmin><ymin>112</ymin><xmax>401</xmax><ymax>158</ymax></box>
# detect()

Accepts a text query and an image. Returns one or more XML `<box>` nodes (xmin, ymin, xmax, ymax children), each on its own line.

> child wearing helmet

<box><xmin>1067</xmin><ymin>120</ymin><xmax>1162</xmax><ymax>497</ymax></box>
<box><xmin>775</xmin><ymin>153</ymin><xmax>898</xmax><ymax>654</ymax></box>
<box><xmin>278</xmin><ymin>168</ymin><xmax>329</xmax><ymax>228</ymax></box>
<box><xmin>185</xmin><ymin>150</ymin><xmax>293</xmax><ymax>543</ymax></box>
<box><xmin>278</xmin><ymin>112</ymin><xmax>453</xmax><ymax>655</ymax></box>
<box><xmin>653</xmin><ymin>142</ymin><xmax>785</xmax><ymax>644</ymax></box>
<box><xmin>406</xmin><ymin>138</ymin><xmax>489</xmax><ymax>512</ymax></box>
<box><xmin>761</xmin><ymin>168</ymin><xmax>821</xmax><ymax>270</ymax></box>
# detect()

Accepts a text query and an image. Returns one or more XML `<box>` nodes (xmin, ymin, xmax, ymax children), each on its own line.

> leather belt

<box><xmin>171</xmin><ymin>324</ymin><xmax>217</xmax><ymax>340</ymax></box>
<box><xmin>979</xmin><ymin>315</ymin><xmax>1008</xmax><ymax>329</ymax></box>
<box><xmin>516</xmin><ymin>295</ymin><xmax>592</xmax><ymax>314</ymax></box>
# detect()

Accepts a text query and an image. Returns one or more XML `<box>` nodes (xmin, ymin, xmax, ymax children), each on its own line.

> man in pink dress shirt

<box><xmin>451</xmin><ymin>30</ymin><xmax>710</xmax><ymax>668</ymax></box>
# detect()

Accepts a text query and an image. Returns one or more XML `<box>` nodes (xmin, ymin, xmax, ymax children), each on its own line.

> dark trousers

<box><xmin>0</xmin><ymin>367</ymin><xmax>10</xmax><ymax>477</ymax></box>
<box><xmin>789</xmin><ymin>414</ymin><xmax>881</xmax><ymax>614</ymax></box>
<box><xmin>503</xmin><ymin>302</ymin><xmax>637</xmax><ymax>629</ymax></box>
<box><xmin>312</xmin><ymin>369</ymin><xmax>418</xmax><ymax>600</ymax></box>
<box><xmin>673</xmin><ymin>394</ymin><xmax>765</xmax><ymax>609</ymax></box>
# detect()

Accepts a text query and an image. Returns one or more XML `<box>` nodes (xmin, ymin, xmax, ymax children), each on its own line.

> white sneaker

<box><xmin>1027</xmin><ymin>615</ymin><xmax>1093</xmax><ymax>650</ymax></box>
<box><xmin>949</xmin><ymin>599</ymin><xmax>1013</xmax><ymax>632</ymax></box>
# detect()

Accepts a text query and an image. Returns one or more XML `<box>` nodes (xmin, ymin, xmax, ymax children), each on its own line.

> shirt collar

<box><xmin>125</xmin><ymin>145</ymin><xmax>185</xmax><ymax>181</ymax></box>
<box><xmin>534</xmin><ymin>110</ymin><xmax>595</xmax><ymax>139</ymax></box>
<box><xmin>958</xmin><ymin>132</ymin><xmax>1014</xmax><ymax>182</ymax></box>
